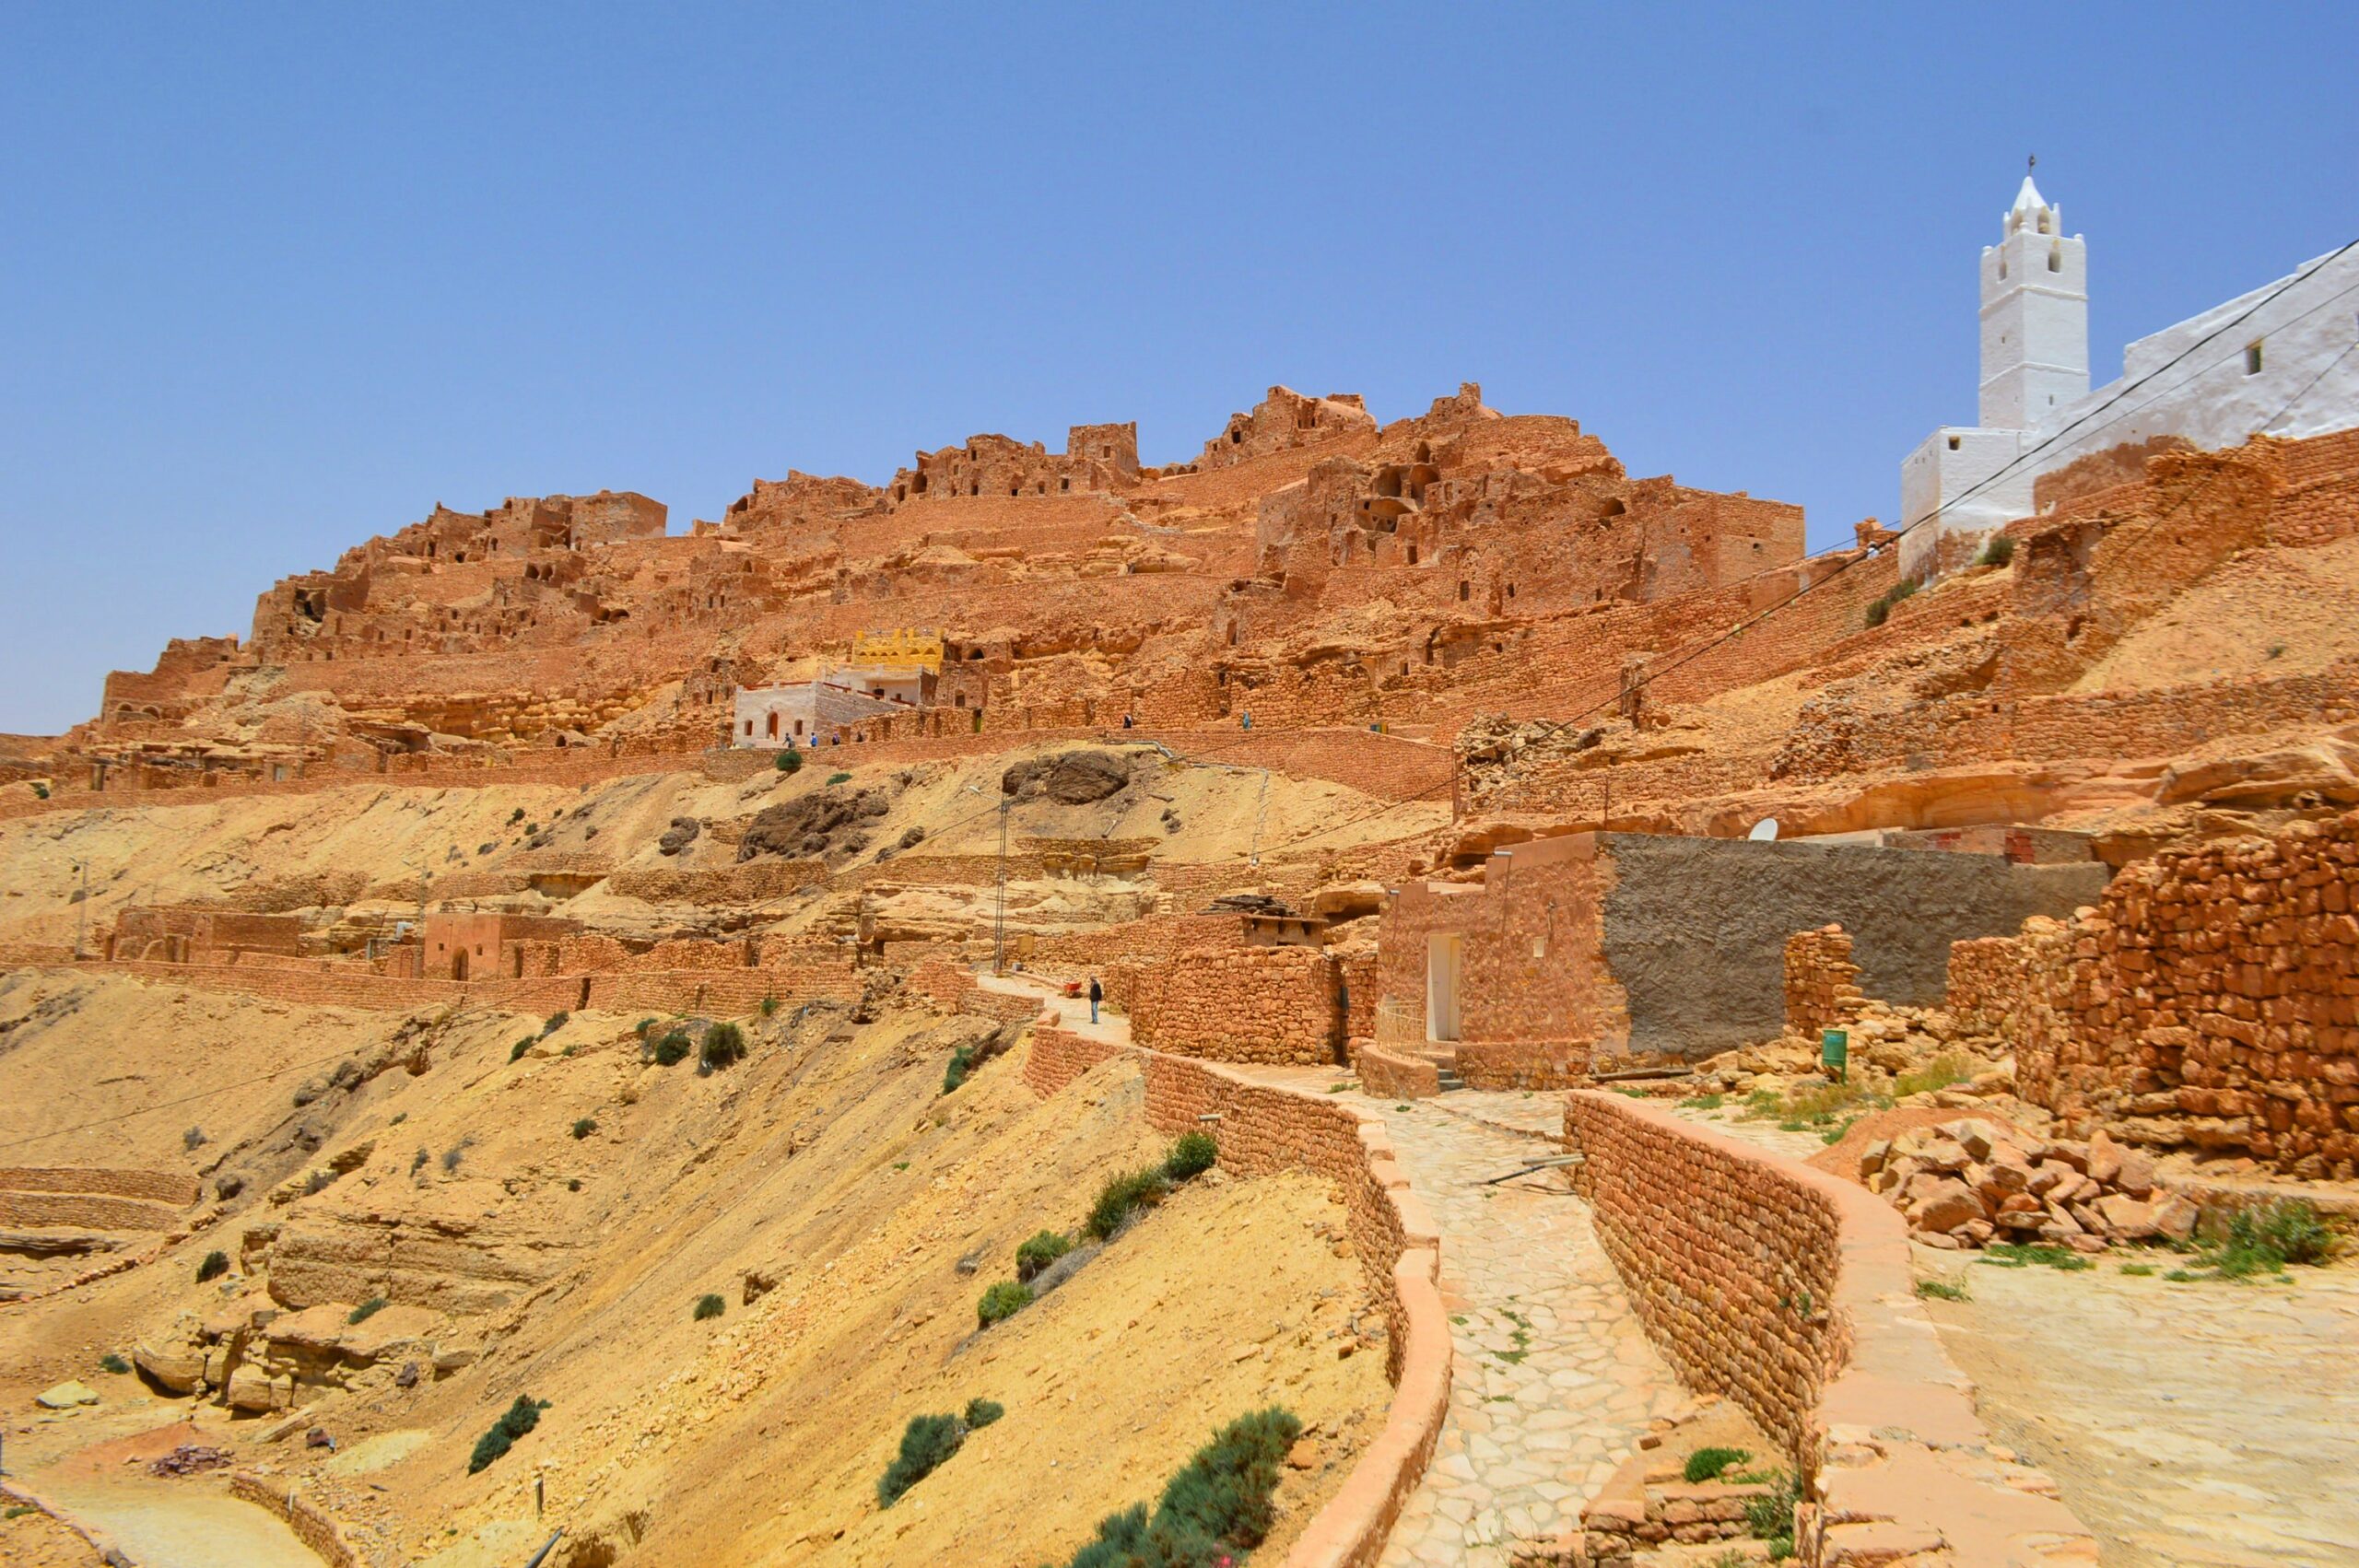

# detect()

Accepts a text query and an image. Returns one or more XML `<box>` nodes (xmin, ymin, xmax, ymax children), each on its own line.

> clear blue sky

<box><xmin>4</xmin><ymin>5</ymin><xmax>2352</xmax><ymax>733</ymax></box>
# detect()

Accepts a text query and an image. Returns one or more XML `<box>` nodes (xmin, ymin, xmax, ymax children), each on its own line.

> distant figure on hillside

<box><xmin>1088</xmin><ymin>974</ymin><xmax>1103</xmax><ymax>1024</ymax></box>
<box><xmin>1239</xmin><ymin>710</ymin><xmax>1253</xmax><ymax>730</ymax></box>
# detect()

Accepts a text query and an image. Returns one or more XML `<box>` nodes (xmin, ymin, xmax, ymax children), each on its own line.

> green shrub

<box><xmin>635</xmin><ymin>1017</ymin><xmax>657</xmax><ymax>1039</ymax></box>
<box><xmin>571</xmin><ymin>1117</ymin><xmax>596</xmax><ymax>1141</ymax></box>
<box><xmin>511</xmin><ymin>1037</ymin><xmax>534</xmax><ymax>1062</ymax></box>
<box><xmin>1163</xmin><ymin>1130</ymin><xmax>1218</xmax><ymax>1182</ymax></box>
<box><xmin>347</xmin><ymin>1296</ymin><xmax>388</xmax><ymax>1325</ymax></box>
<box><xmin>1684</xmin><ymin>1445</ymin><xmax>1750</xmax><ymax>1483</ymax></box>
<box><xmin>1978</xmin><ymin>1241</ymin><xmax>2091</xmax><ymax>1271</ymax></box>
<box><xmin>876</xmin><ymin>1412</ymin><xmax>965</xmax><ymax>1508</ymax></box>
<box><xmin>978</xmin><ymin>1280</ymin><xmax>1033</xmax><ymax>1328</ymax></box>
<box><xmin>760</xmin><ymin>994</ymin><xmax>779</xmax><ymax>1017</ymax></box>
<box><xmin>1978</xmin><ymin>534</ymin><xmax>2016</xmax><ymax>568</ymax></box>
<box><xmin>653</xmin><ymin>1029</ymin><xmax>692</xmax><ymax>1067</ymax></box>
<box><xmin>196</xmin><ymin>1249</ymin><xmax>229</xmax><ymax>1282</ymax></box>
<box><xmin>100</xmin><ymin>1352</ymin><xmax>131</xmax><ymax>1375</ymax></box>
<box><xmin>963</xmin><ymin>1397</ymin><xmax>1004</xmax><ymax>1430</ymax></box>
<box><xmin>467</xmin><ymin>1395</ymin><xmax>548</xmax><ymax>1474</ymax></box>
<box><xmin>1015</xmin><ymin>1230</ymin><xmax>1074</xmax><ymax>1282</ymax></box>
<box><xmin>31</xmin><ymin>782</ymin><xmax>47</xmax><ymax>800</ymax></box>
<box><xmin>1086</xmin><ymin>1167</ymin><xmax>1169</xmax><ymax>1241</ymax></box>
<box><xmin>1895</xmin><ymin>1052</ymin><xmax>1972</xmax><ymax>1097</ymax></box>
<box><xmin>1915</xmin><ymin>1278</ymin><xmax>1968</xmax><ymax>1302</ymax></box>
<box><xmin>775</xmin><ymin>749</ymin><xmax>803</xmax><ymax>774</ymax></box>
<box><xmin>694</xmin><ymin>1293</ymin><xmax>725</xmax><ymax>1321</ymax></box>
<box><xmin>2245</xmin><ymin>1199</ymin><xmax>2333</xmax><ymax>1266</ymax></box>
<box><xmin>542</xmin><ymin>1012</ymin><xmax>569</xmax><ymax>1036</ymax></box>
<box><xmin>1890</xmin><ymin>578</ymin><xmax>1919</xmax><ymax>604</ymax></box>
<box><xmin>1144</xmin><ymin>1406</ymin><xmax>1301</xmax><ymax>1562</ymax></box>
<box><xmin>942</xmin><ymin>1043</ymin><xmax>978</xmax><ymax>1094</ymax></box>
<box><xmin>827</xmin><ymin>771</ymin><xmax>852</xmax><ymax>786</ymax></box>
<box><xmin>1864</xmin><ymin>595</ymin><xmax>1891</xmax><ymax>628</ymax></box>
<box><xmin>509</xmin><ymin>807</ymin><xmax>525</xmax><ymax>824</ymax></box>
<box><xmin>700</xmin><ymin>1022</ymin><xmax>746</xmax><ymax>1071</ymax></box>
<box><xmin>1744</xmin><ymin>1469</ymin><xmax>1800</xmax><ymax>1546</ymax></box>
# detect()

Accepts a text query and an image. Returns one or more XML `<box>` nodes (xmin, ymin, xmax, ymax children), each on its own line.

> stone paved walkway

<box><xmin>1344</xmin><ymin>1094</ymin><xmax>1685</xmax><ymax>1568</ymax></box>
<box><xmin>979</xmin><ymin>974</ymin><xmax>1689</xmax><ymax>1566</ymax></box>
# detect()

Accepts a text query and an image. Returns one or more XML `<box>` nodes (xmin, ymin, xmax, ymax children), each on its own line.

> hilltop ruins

<box><xmin>3</xmin><ymin>180</ymin><xmax>2357</xmax><ymax>1568</ymax></box>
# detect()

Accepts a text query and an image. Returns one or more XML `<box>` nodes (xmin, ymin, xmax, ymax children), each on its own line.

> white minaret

<box><xmin>1978</xmin><ymin>173</ymin><xmax>2089</xmax><ymax>429</ymax></box>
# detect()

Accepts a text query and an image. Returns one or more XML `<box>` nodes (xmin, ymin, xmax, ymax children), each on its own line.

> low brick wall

<box><xmin>0</xmin><ymin>1165</ymin><xmax>199</xmax><ymax>1204</ymax></box>
<box><xmin>0</xmin><ymin>1190</ymin><xmax>185</xmax><ymax>1231</ymax></box>
<box><xmin>1124</xmin><ymin>945</ymin><xmax>1344</xmax><ymax>1066</ymax></box>
<box><xmin>228</xmin><ymin>1473</ymin><xmax>370</xmax><ymax>1568</ymax></box>
<box><xmin>1560</xmin><ymin>1093</ymin><xmax>2094</xmax><ymax>1566</ymax></box>
<box><xmin>0</xmin><ymin>957</ymin><xmax>860</xmax><ymax>1021</ymax></box>
<box><xmin>1022</xmin><ymin>1016</ymin><xmax>1450</xmax><ymax>1568</ymax></box>
<box><xmin>1351</xmin><ymin>1039</ymin><xmax>1439</xmax><ymax>1099</ymax></box>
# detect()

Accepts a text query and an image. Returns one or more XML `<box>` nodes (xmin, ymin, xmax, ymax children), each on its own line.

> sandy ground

<box><xmin>2071</xmin><ymin>534</ymin><xmax>2359</xmax><ymax>694</ymax></box>
<box><xmin>1921</xmin><ymin>1252</ymin><xmax>2359</xmax><ymax>1567</ymax></box>
<box><xmin>0</xmin><ymin>971</ymin><xmax>1391</xmax><ymax>1568</ymax></box>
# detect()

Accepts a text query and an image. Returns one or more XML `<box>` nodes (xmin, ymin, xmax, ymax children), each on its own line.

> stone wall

<box><xmin>0</xmin><ymin>1190</ymin><xmax>186</xmax><ymax>1230</ymax></box>
<box><xmin>227</xmin><ymin>1473</ymin><xmax>370</xmax><ymax>1568</ymax></box>
<box><xmin>1782</xmin><ymin>925</ymin><xmax>1864</xmax><ymax>1038</ymax></box>
<box><xmin>1559</xmin><ymin>1092</ymin><xmax>2095</xmax><ymax>1567</ymax></box>
<box><xmin>1350</xmin><ymin>1040</ymin><xmax>1439</xmax><ymax>1099</ymax></box>
<box><xmin>0</xmin><ymin>1165</ymin><xmax>199</xmax><ymax>1204</ymax></box>
<box><xmin>0</xmin><ymin>957</ymin><xmax>859</xmax><ymax>1021</ymax></box>
<box><xmin>1943</xmin><ymin>935</ymin><xmax>2026</xmax><ymax>1035</ymax></box>
<box><xmin>1124</xmin><ymin>945</ymin><xmax>1345</xmax><ymax>1066</ymax></box>
<box><xmin>1975</xmin><ymin>810</ymin><xmax>2359</xmax><ymax>1176</ymax></box>
<box><xmin>1021</xmin><ymin>1015</ymin><xmax>1451</xmax><ymax>1568</ymax></box>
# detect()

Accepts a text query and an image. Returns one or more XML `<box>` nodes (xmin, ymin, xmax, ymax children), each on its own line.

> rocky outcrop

<box><xmin>1860</xmin><ymin>1120</ymin><xmax>2195</xmax><ymax>1251</ymax></box>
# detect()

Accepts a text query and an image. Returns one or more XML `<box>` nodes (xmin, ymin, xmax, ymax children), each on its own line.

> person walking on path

<box><xmin>1087</xmin><ymin>974</ymin><xmax>1103</xmax><ymax>1024</ymax></box>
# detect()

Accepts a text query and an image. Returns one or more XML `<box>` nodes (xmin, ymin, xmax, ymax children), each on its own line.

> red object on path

<box><xmin>1061</xmin><ymin>980</ymin><xmax>1083</xmax><ymax>998</ymax></box>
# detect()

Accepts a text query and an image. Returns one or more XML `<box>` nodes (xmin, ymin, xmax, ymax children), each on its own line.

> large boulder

<box><xmin>1002</xmin><ymin>749</ymin><xmax>1132</xmax><ymax>804</ymax></box>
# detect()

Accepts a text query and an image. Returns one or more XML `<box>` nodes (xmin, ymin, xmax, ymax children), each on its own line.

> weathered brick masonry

<box><xmin>1955</xmin><ymin>809</ymin><xmax>2359</xmax><ymax>1175</ymax></box>
<box><xmin>1782</xmin><ymin>925</ymin><xmax>1865</xmax><ymax>1038</ymax></box>
<box><xmin>1560</xmin><ymin>1092</ymin><xmax>2094</xmax><ymax>1566</ymax></box>
<box><xmin>1122</xmin><ymin>945</ymin><xmax>1346</xmax><ymax>1066</ymax></box>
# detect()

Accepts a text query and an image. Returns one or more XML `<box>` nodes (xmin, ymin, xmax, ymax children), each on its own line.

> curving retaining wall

<box><xmin>229</xmin><ymin>1472</ymin><xmax>371</xmax><ymax>1568</ymax></box>
<box><xmin>1350</xmin><ymin>1038</ymin><xmax>1439</xmax><ymax>1099</ymax></box>
<box><xmin>1023</xmin><ymin>1018</ymin><xmax>1451</xmax><ymax>1568</ymax></box>
<box><xmin>1560</xmin><ymin>1092</ymin><xmax>2095</xmax><ymax>1566</ymax></box>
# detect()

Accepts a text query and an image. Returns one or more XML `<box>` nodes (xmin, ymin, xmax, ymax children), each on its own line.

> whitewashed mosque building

<box><xmin>1901</xmin><ymin>173</ymin><xmax>2357</xmax><ymax>578</ymax></box>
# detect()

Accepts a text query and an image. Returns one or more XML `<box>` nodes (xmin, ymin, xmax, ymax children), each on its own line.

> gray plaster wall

<box><xmin>1595</xmin><ymin>833</ymin><xmax>2108</xmax><ymax>1060</ymax></box>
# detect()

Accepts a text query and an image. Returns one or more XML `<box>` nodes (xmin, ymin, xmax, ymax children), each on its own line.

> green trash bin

<box><xmin>1820</xmin><ymin>1028</ymin><xmax>1849</xmax><ymax>1082</ymax></box>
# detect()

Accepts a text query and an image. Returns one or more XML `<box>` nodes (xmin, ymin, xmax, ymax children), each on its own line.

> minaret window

<box><xmin>2246</xmin><ymin>341</ymin><xmax>2265</xmax><ymax>376</ymax></box>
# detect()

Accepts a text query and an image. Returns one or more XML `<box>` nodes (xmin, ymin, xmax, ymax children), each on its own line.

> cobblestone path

<box><xmin>1349</xmin><ymin>1094</ymin><xmax>1686</xmax><ymax>1568</ymax></box>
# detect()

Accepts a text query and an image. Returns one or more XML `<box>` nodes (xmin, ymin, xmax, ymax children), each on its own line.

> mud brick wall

<box><xmin>1351</xmin><ymin>1040</ymin><xmax>1439</xmax><ymax>1099</ymax></box>
<box><xmin>1944</xmin><ymin>935</ymin><xmax>2027</xmax><ymax>1034</ymax></box>
<box><xmin>1996</xmin><ymin>810</ymin><xmax>2359</xmax><ymax>1176</ymax></box>
<box><xmin>1125</xmin><ymin>946</ymin><xmax>1344</xmax><ymax>1066</ymax></box>
<box><xmin>607</xmin><ymin>860</ymin><xmax>827</xmax><ymax>902</ymax></box>
<box><xmin>0</xmin><ymin>1166</ymin><xmax>199</xmax><ymax>1204</ymax></box>
<box><xmin>228</xmin><ymin>1474</ymin><xmax>368</xmax><ymax>1568</ymax></box>
<box><xmin>906</xmin><ymin>957</ymin><xmax>973</xmax><ymax>1011</ymax></box>
<box><xmin>1559</xmin><ymin>1092</ymin><xmax>2095</xmax><ymax>1567</ymax></box>
<box><xmin>2</xmin><ymin>957</ymin><xmax>856</xmax><ymax>1023</ymax></box>
<box><xmin>1562</xmin><ymin>1092</ymin><xmax>1847</xmax><ymax>1461</ymax></box>
<box><xmin>1023</xmin><ymin>1018</ymin><xmax>1450</xmax><ymax>1568</ymax></box>
<box><xmin>1781</xmin><ymin>925</ymin><xmax>1864</xmax><ymax>1037</ymax></box>
<box><xmin>0</xmin><ymin>1190</ymin><xmax>186</xmax><ymax>1230</ymax></box>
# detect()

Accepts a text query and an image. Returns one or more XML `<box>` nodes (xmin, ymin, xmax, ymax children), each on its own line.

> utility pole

<box><xmin>992</xmin><ymin>794</ymin><xmax>1011</xmax><ymax>974</ymax></box>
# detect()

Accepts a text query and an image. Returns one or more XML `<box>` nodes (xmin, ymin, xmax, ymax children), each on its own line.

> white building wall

<box><xmin>1903</xmin><ymin>179</ymin><xmax>2359</xmax><ymax>583</ymax></box>
<box><xmin>2026</xmin><ymin>243</ymin><xmax>2359</xmax><ymax>472</ymax></box>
